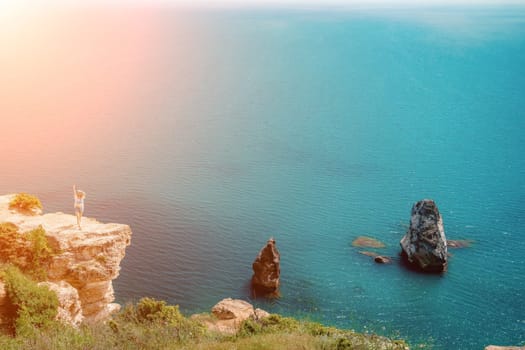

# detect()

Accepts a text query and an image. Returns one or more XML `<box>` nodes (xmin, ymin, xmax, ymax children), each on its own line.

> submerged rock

<box><xmin>448</xmin><ymin>239</ymin><xmax>474</xmax><ymax>248</ymax></box>
<box><xmin>352</xmin><ymin>236</ymin><xmax>385</xmax><ymax>248</ymax></box>
<box><xmin>251</xmin><ymin>238</ymin><xmax>280</xmax><ymax>296</ymax></box>
<box><xmin>400</xmin><ymin>199</ymin><xmax>447</xmax><ymax>272</ymax></box>
<box><xmin>358</xmin><ymin>251</ymin><xmax>379</xmax><ymax>258</ymax></box>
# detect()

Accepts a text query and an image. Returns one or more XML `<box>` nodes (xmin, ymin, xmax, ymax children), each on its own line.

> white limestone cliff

<box><xmin>0</xmin><ymin>194</ymin><xmax>132</xmax><ymax>325</ymax></box>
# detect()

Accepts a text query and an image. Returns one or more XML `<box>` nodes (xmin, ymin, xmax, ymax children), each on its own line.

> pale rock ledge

<box><xmin>0</xmin><ymin>194</ymin><xmax>132</xmax><ymax>325</ymax></box>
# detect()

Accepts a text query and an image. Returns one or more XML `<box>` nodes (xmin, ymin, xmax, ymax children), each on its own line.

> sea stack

<box><xmin>400</xmin><ymin>199</ymin><xmax>448</xmax><ymax>272</ymax></box>
<box><xmin>251</xmin><ymin>237</ymin><xmax>280</xmax><ymax>296</ymax></box>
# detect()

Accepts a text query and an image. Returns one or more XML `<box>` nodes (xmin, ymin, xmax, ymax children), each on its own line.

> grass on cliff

<box><xmin>8</xmin><ymin>193</ymin><xmax>42</xmax><ymax>215</ymax></box>
<box><xmin>0</xmin><ymin>292</ymin><xmax>409</xmax><ymax>350</ymax></box>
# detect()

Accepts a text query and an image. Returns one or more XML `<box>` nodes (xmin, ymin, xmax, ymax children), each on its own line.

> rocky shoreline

<box><xmin>0</xmin><ymin>193</ymin><xmax>521</xmax><ymax>349</ymax></box>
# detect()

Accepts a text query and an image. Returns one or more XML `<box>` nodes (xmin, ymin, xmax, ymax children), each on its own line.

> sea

<box><xmin>1</xmin><ymin>4</ymin><xmax>524</xmax><ymax>349</ymax></box>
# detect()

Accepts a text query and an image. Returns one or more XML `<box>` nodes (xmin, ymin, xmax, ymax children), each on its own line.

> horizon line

<box><xmin>4</xmin><ymin>0</ymin><xmax>525</xmax><ymax>9</ymax></box>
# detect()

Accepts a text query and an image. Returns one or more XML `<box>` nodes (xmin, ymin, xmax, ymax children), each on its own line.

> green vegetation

<box><xmin>0</xmin><ymin>223</ymin><xmax>24</xmax><ymax>267</ymax></box>
<box><xmin>116</xmin><ymin>297</ymin><xmax>206</xmax><ymax>343</ymax></box>
<box><xmin>26</xmin><ymin>226</ymin><xmax>55</xmax><ymax>280</ymax></box>
<box><xmin>1</xmin><ymin>266</ymin><xmax>58</xmax><ymax>337</ymax></box>
<box><xmin>8</xmin><ymin>193</ymin><xmax>42</xmax><ymax>214</ymax></box>
<box><xmin>0</xmin><ymin>295</ymin><xmax>409</xmax><ymax>350</ymax></box>
<box><xmin>0</xmin><ymin>223</ymin><xmax>57</xmax><ymax>280</ymax></box>
<box><xmin>238</xmin><ymin>314</ymin><xmax>408</xmax><ymax>350</ymax></box>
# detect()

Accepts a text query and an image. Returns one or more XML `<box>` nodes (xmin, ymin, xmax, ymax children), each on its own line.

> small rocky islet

<box><xmin>400</xmin><ymin>199</ymin><xmax>448</xmax><ymax>272</ymax></box>
<box><xmin>352</xmin><ymin>199</ymin><xmax>474</xmax><ymax>270</ymax></box>
<box><xmin>251</xmin><ymin>237</ymin><xmax>281</xmax><ymax>298</ymax></box>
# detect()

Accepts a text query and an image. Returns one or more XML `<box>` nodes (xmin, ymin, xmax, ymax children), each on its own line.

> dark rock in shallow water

<box><xmin>374</xmin><ymin>255</ymin><xmax>391</xmax><ymax>264</ymax></box>
<box><xmin>357</xmin><ymin>251</ymin><xmax>391</xmax><ymax>264</ymax></box>
<box><xmin>251</xmin><ymin>238</ymin><xmax>280</xmax><ymax>297</ymax></box>
<box><xmin>400</xmin><ymin>199</ymin><xmax>448</xmax><ymax>272</ymax></box>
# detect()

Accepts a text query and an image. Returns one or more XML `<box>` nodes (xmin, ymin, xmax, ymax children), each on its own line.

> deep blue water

<box><xmin>1</xmin><ymin>5</ymin><xmax>525</xmax><ymax>349</ymax></box>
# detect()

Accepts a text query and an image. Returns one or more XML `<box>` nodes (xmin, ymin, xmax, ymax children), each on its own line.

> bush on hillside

<box><xmin>117</xmin><ymin>297</ymin><xmax>205</xmax><ymax>343</ymax></box>
<box><xmin>0</xmin><ymin>223</ymin><xmax>56</xmax><ymax>280</ymax></box>
<box><xmin>0</xmin><ymin>295</ymin><xmax>412</xmax><ymax>349</ymax></box>
<box><xmin>8</xmin><ymin>193</ymin><xmax>42</xmax><ymax>214</ymax></box>
<box><xmin>27</xmin><ymin>226</ymin><xmax>55</xmax><ymax>280</ymax></box>
<box><xmin>2</xmin><ymin>266</ymin><xmax>58</xmax><ymax>337</ymax></box>
<box><xmin>0</xmin><ymin>223</ymin><xmax>29</xmax><ymax>268</ymax></box>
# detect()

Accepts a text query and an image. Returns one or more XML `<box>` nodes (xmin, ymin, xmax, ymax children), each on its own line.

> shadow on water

<box><xmin>245</xmin><ymin>277</ymin><xmax>323</xmax><ymax>318</ymax></box>
<box><xmin>246</xmin><ymin>279</ymin><xmax>281</xmax><ymax>300</ymax></box>
<box><xmin>398</xmin><ymin>252</ymin><xmax>448</xmax><ymax>276</ymax></box>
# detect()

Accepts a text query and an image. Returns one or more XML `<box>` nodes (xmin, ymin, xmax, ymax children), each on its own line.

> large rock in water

<box><xmin>400</xmin><ymin>199</ymin><xmax>447</xmax><ymax>272</ymax></box>
<box><xmin>0</xmin><ymin>194</ymin><xmax>132</xmax><ymax>324</ymax></box>
<box><xmin>251</xmin><ymin>238</ymin><xmax>280</xmax><ymax>295</ymax></box>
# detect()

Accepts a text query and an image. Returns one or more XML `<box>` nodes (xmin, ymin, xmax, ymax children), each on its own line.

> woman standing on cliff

<box><xmin>73</xmin><ymin>185</ymin><xmax>86</xmax><ymax>230</ymax></box>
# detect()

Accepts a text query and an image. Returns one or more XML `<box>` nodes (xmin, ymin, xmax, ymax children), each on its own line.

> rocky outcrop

<box><xmin>211</xmin><ymin>298</ymin><xmax>256</xmax><ymax>321</ymax></box>
<box><xmin>193</xmin><ymin>298</ymin><xmax>270</xmax><ymax>335</ymax></box>
<box><xmin>38</xmin><ymin>281</ymin><xmax>83</xmax><ymax>327</ymax></box>
<box><xmin>251</xmin><ymin>238</ymin><xmax>280</xmax><ymax>296</ymax></box>
<box><xmin>400</xmin><ymin>199</ymin><xmax>447</xmax><ymax>272</ymax></box>
<box><xmin>485</xmin><ymin>346</ymin><xmax>525</xmax><ymax>350</ymax></box>
<box><xmin>0</xmin><ymin>194</ymin><xmax>132</xmax><ymax>325</ymax></box>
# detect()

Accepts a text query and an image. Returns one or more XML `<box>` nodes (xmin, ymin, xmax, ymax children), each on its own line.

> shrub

<box><xmin>123</xmin><ymin>297</ymin><xmax>184</xmax><ymax>325</ymax></box>
<box><xmin>26</xmin><ymin>226</ymin><xmax>55</xmax><ymax>280</ymax></box>
<box><xmin>239</xmin><ymin>318</ymin><xmax>262</xmax><ymax>336</ymax></box>
<box><xmin>0</xmin><ymin>224</ymin><xmax>56</xmax><ymax>280</ymax></box>
<box><xmin>117</xmin><ymin>297</ymin><xmax>205</xmax><ymax>343</ymax></box>
<box><xmin>0</xmin><ymin>223</ymin><xmax>20</xmax><ymax>262</ymax></box>
<box><xmin>8</xmin><ymin>193</ymin><xmax>42</xmax><ymax>214</ymax></box>
<box><xmin>257</xmin><ymin>314</ymin><xmax>301</xmax><ymax>333</ymax></box>
<box><xmin>336</xmin><ymin>337</ymin><xmax>353</xmax><ymax>350</ymax></box>
<box><xmin>0</xmin><ymin>222</ymin><xmax>18</xmax><ymax>235</ymax></box>
<box><xmin>2</xmin><ymin>266</ymin><xmax>59</xmax><ymax>337</ymax></box>
<box><xmin>0</xmin><ymin>223</ymin><xmax>29</xmax><ymax>268</ymax></box>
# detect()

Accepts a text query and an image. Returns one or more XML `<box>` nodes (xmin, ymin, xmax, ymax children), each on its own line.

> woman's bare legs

<box><xmin>76</xmin><ymin>210</ymin><xmax>82</xmax><ymax>229</ymax></box>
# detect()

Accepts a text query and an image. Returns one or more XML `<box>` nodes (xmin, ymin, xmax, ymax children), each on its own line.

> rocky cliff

<box><xmin>0</xmin><ymin>194</ymin><xmax>131</xmax><ymax>325</ymax></box>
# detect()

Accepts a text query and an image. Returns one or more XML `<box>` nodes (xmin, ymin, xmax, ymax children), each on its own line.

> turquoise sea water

<box><xmin>1</xmin><ymin>5</ymin><xmax>524</xmax><ymax>349</ymax></box>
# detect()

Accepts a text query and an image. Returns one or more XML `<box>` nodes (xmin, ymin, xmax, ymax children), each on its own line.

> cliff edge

<box><xmin>0</xmin><ymin>194</ymin><xmax>132</xmax><ymax>325</ymax></box>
